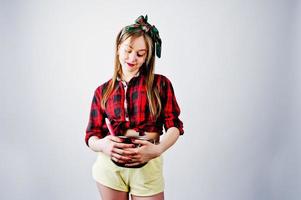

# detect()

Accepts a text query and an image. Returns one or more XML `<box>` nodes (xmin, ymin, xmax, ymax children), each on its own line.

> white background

<box><xmin>1</xmin><ymin>0</ymin><xmax>300</xmax><ymax>199</ymax></box>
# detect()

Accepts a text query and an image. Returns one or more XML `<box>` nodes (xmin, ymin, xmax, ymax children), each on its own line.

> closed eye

<box><xmin>137</xmin><ymin>53</ymin><xmax>146</xmax><ymax>57</ymax></box>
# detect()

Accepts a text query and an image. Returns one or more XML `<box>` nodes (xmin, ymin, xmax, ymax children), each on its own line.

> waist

<box><xmin>124</xmin><ymin>129</ymin><xmax>160</xmax><ymax>143</ymax></box>
<box><xmin>109</xmin><ymin>120</ymin><xmax>163</xmax><ymax>136</ymax></box>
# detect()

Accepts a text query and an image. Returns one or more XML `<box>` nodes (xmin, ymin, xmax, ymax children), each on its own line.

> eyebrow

<box><xmin>125</xmin><ymin>44</ymin><xmax>147</xmax><ymax>52</ymax></box>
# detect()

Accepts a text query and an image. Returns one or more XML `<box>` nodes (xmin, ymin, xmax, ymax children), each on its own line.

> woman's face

<box><xmin>118</xmin><ymin>36</ymin><xmax>148</xmax><ymax>76</ymax></box>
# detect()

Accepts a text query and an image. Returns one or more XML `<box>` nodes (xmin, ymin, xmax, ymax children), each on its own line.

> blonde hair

<box><xmin>101</xmin><ymin>28</ymin><xmax>162</xmax><ymax>119</ymax></box>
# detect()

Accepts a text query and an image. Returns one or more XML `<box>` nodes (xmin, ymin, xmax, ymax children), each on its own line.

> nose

<box><xmin>128</xmin><ymin>52</ymin><xmax>137</xmax><ymax>62</ymax></box>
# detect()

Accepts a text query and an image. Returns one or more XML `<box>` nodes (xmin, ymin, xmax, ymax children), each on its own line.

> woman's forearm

<box><xmin>158</xmin><ymin>127</ymin><xmax>180</xmax><ymax>154</ymax></box>
<box><xmin>88</xmin><ymin>136</ymin><xmax>102</xmax><ymax>152</ymax></box>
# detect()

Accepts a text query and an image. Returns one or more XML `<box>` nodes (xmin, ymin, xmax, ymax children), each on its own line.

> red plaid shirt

<box><xmin>85</xmin><ymin>72</ymin><xmax>184</xmax><ymax>146</ymax></box>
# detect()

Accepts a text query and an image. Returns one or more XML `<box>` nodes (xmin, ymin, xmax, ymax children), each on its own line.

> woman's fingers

<box><xmin>108</xmin><ymin>135</ymin><xmax>123</xmax><ymax>143</ymax></box>
<box><xmin>111</xmin><ymin>146</ymin><xmax>140</xmax><ymax>163</ymax></box>
<box><xmin>107</xmin><ymin>137</ymin><xmax>158</xmax><ymax>164</ymax></box>
<box><xmin>111</xmin><ymin>152</ymin><xmax>131</xmax><ymax>163</ymax></box>
<box><xmin>114</xmin><ymin>142</ymin><xmax>135</xmax><ymax>149</ymax></box>
<box><xmin>132</xmin><ymin>139</ymin><xmax>149</xmax><ymax>146</ymax></box>
<box><xmin>125</xmin><ymin>162</ymin><xmax>142</xmax><ymax>167</ymax></box>
<box><xmin>127</xmin><ymin>154</ymin><xmax>141</xmax><ymax>160</ymax></box>
<box><xmin>112</xmin><ymin>147</ymin><xmax>135</xmax><ymax>156</ymax></box>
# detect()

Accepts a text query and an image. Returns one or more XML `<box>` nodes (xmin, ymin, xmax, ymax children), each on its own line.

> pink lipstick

<box><xmin>127</xmin><ymin>62</ymin><xmax>135</xmax><ymax>67</ymax></box>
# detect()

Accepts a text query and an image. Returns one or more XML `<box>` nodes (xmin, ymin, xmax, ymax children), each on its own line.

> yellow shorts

<box><xmin>92</xmin><ymin>152</ymin><xmax>164</xmax><ymax>196</ymax></box>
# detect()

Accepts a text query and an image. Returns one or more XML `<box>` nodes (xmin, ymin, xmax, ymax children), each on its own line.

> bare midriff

<box><xmin>124</xmin><ymin>129</ymin><xmax>160</xmax><ymax>143</ymax></box>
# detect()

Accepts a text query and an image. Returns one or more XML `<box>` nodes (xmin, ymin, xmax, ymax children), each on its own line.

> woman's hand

<box><xmin>93</xmin><ymin>135</ymin><xmax>135</xmax><ymax>164</ymax></box>
<box><xmin>125</xmin><ymin>139</ymin><xmax>163</xmax><ymax>167</ymax></box>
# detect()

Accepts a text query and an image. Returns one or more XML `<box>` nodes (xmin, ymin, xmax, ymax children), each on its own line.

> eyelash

<box><xmin>125</xmin><ymin>49</ymin><xmax>145</xmax><ymax>57</ymax></box>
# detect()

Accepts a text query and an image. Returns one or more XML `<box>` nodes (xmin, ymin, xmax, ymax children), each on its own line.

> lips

<box><xmin>127</xmin><ymin>62</ymin><xmax>135</xmax><ymax>67</ymax></box>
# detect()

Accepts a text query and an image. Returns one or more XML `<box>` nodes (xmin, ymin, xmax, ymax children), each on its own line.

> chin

<box><xmin>123</xmin><ymin>65</ymin><xmax>137</xmax><ymax>71</ymax></box>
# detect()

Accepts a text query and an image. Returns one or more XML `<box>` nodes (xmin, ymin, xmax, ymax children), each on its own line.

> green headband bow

<box><xmin>124</xmin><ymin>15</ymin><xmax>162</xmax><ymax>58</ymax></box>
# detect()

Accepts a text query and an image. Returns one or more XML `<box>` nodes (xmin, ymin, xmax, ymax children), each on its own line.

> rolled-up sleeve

<box><xmin>85</xmin><ymin>87</ymin><xmax>107</xmax><ymax>146</ymax></box>
<box><xmin>161</xmin><ymin>77</ymin><xmax>184</xmax><ymax>135</ymax></box>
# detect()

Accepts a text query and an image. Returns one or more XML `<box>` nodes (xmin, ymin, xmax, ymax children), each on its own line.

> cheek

<box><xmin>118</xmin><ymin>52</ymin><xmax>126</xmax><ymax>61</ymax></box>
<box><xmin>138</xmin><ymin>57</ymin><xmax>147</xmax><ymax>64</ymax></box>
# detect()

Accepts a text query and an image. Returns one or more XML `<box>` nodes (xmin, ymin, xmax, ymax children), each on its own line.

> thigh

<box><xmin>96</xmin><ymin>182</ymin><xmax>129</xmax><ymax>200</ymax></box>
<box><xmin>131</xmin><ymin>192</ymin><xmax>164</xmax><ymax>200</ymax></box>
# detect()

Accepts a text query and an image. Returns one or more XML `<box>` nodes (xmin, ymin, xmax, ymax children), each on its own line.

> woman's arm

<box><xmin>125</xmin><ymin>127</ymin><xmax>180</xmax><ymax>166</ymax></box>
<box><xmin>88</xmin><ymin>135</ymin><xmax>135</xmax><ymax>163</ymax></box>
<box><xmin>157</xmin><ymin>127</ymin><xmax>180</xmax><ymax>154</ymax></box>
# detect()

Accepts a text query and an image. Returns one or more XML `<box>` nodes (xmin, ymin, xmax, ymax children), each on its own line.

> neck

<box><xmin>122</xmin><ymin>70</ymin><xmax>139</xmax><ymax>82</ymax></box>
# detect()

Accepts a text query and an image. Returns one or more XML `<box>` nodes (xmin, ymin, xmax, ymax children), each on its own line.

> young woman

<box><xmin>85</xmin><ymin>15</ymin><xmax>184</xmax><ymax>200</ymax></box>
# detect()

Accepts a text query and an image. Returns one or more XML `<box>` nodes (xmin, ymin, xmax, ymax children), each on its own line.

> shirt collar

<box><xmin>117</xmin><ymin>71</ymin><xmax>140</xmax><ymax>83</ymax></box>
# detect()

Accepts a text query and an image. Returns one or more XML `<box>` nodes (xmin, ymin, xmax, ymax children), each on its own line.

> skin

<box><xmin>88</xmin><ymin>36</ymin><xmax>180</xmax><ymax>200</ymax></box>
<box><xmin>118</xmin><ymin>35</ymin><xmax>148</xmax><ymax>82</ymax></box>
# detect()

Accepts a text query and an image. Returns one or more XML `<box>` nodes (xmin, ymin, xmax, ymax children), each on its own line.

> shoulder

<box><xmin>154</xmin><ymin>74</ymin><xmax>173</xmax><ymax>88</ymax></box>
<box><xmin>94</xmin><ymin>78</ymin><xmax>112</xmax><ymax>96</ymax></box>
<box><xmin>154</xmin><ymin>74</ymin><xmax>172</xmax><ymax>84</ymax></box>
